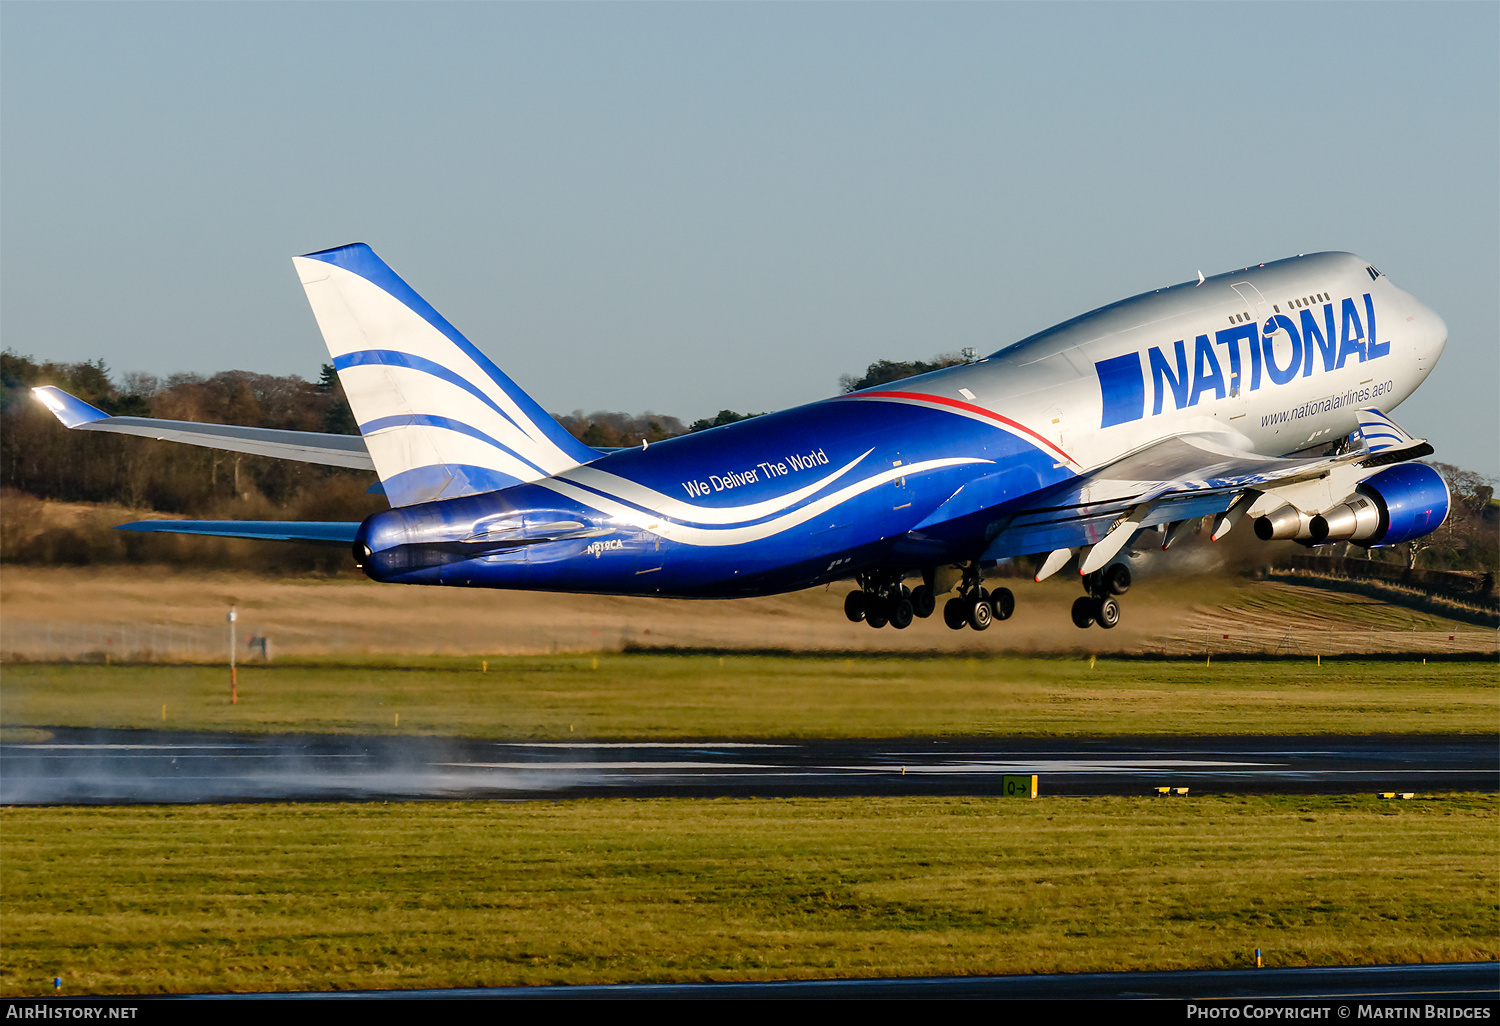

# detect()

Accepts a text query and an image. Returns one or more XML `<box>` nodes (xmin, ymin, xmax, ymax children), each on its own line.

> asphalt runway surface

<box><xmin>184</xmin><ymin>962</ymin><xmax>1499</xmax><ymax>1000</ymax></box>
<box><xmin>3</xmin><ymin>727</ymin><xmax>1494</xmax><ymax>803</ymax></box>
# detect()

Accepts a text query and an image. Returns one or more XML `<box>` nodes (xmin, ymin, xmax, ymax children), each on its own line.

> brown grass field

<box><xmin>1</xmin><ymin>564</ymin><xmax>1493</xmax><ymax>660</ymax></box>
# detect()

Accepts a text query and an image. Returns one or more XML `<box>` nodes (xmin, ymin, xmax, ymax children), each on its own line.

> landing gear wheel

<box><xmin>1105</xmin><ymin>563</ymin><xmax>1131</xmax><ymax>596</ymax></box>
<box><xmin>1094</xmin><ymin>596</ymin><xmax>1121</xmax><ymax>629</ymax></box>
<box><xmin>844</xmin><ymin>590</ymin><xmax>867</xmax><ymax>623</ymax></box>
<box><xmin>990</xmin><ymin>587</ymin><xmax>1015</xmax><ymax>621</ymax></box>
<box><xmin>865</xmin><ymin>601</ymin><xmax>889</xmax><ymax>629</ymax></box>
<box><xmin>943</xmin><ymin>597</ymin><xmax>969</xmax><ymax>630</ymax></box>
<box><xmin>1071</xmin><ymin>596</ymin><xmax>1096</xmax><ymax>629</ymax></box>
<box><xmin>889</xmin><ymin>598</ymin><xmax>914</xmax><ymax>630</ymax></box>
<box><xmin>968</xmin><ymin>597</ymin><xmax>993</xmax><ymax>631</ymax></box>
<box><xmin>910</xmin><ymin>585</ymin><xmax>936</xmax><ymax>619</ymax></box>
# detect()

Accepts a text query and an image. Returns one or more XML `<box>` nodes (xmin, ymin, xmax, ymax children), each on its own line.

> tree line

<box><xmin>1</xmin><ymin>349</ymin><xmax>1492</xmax><ymax>574</ymax></box>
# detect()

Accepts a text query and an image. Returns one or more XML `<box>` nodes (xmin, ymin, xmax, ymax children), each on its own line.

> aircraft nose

<box><xmin>1414</xmin><ymin>298</ymin><xmax>1448</xmax><ymax>367</ymax></box>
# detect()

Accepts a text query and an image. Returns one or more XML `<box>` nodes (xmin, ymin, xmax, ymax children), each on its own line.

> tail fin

<box><xmin>293</xmin><ymin>244</ymin><xmax>596</xmax><ymax>507</ymax></box>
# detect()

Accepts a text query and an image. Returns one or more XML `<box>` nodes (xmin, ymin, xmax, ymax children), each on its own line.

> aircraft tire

<box><xmin>968</xmin><ymin>598</ymin><xmax>993</xmax><ymax>631</ymax></box>
<box><xmin>910</xmin><ymin>585</ymin><xmax>936</xmax><ymax>619</ymax></box>
<box><xmin>991</xmin><ymin>587</ymin><xmax>1015</xmax><ymax>621</ymax></box>
<box><xmin>1105</xmin><ymin>563</ymin><xmax>1131</xmax><ymax>596</ymax></box>
<box><xmin>843</xmin><ymin>590</ymin><xmax>867</xmax><ymax>623</ymax></box>
<box><xmin>1094</xmin><ymin>596</ymin><xmax>1121</xmax><ymax>629</ymax></box>
<box><xmin>943</xmin><ymin>597</ymin><xmax>968</xmax><ymax>630</ymax></box>
<box><xmin>866</xmin><ymin>605</ymin><xmax>888</xmax><ymax>628</ymax></box>
<box><xmin>1071</xmin><ymin>596</ymin><xmax>1096</xmax><ymax>629</ymax></box>
<box><xmin>889</xmin><ymin>598</ymin><xmax>914</xmax><ymax>630</ymax></box>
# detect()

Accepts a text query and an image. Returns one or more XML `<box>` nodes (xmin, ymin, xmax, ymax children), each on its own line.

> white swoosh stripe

<box><xmin>538</xmin><ymin>457</ymin><xmax>991</xmax><ymax>547</ymax></box>
<box><xmin>309</xmin><ymin>263</ymin><xmax>582</xmax><ymax>473</ymax></box>
<box><xmin>556</xmin><ymin>449</ymin><xmax>874</xmax><ymax>526</ymax></box>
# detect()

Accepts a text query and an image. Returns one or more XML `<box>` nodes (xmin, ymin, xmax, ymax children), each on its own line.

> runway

<box><xmin>185</xmin><ymin>961</ymin><xmax>1500</xmax><ymax>1000</ymax></box>
<box><xmin>3</xmin><ymin>727</ymin><xmax>1493</xmax><ymax>803</ymax></box>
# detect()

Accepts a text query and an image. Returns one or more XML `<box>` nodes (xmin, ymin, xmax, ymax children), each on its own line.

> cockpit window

<box><xmin>1367</xmin><ymin>266</ymin><xmax>1382</xmax><ymax>280</ymax></box>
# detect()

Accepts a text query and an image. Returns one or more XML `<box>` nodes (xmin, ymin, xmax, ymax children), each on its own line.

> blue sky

<box><xmin>4</xmin><ymin>3</ymin><xmax>1496</xmax><ymax>474</ymax></box>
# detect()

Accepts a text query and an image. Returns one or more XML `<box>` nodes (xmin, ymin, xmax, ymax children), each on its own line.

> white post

<box><xmin>227</xmin><ymin>606</ymin><xmax>238</xmax><ymax>704</ymax></box>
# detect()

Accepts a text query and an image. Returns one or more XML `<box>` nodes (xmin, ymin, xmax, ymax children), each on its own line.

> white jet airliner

<box><xmin>35</xmin><ymin>245</ymin><xmax>1449</xmax><ymax>631</ymax></box>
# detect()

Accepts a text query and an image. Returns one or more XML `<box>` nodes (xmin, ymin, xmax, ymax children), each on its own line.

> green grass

<box><xmin>2</xmin><ymin>654</ymin><xmax>1496</xmax><ymax>738</ymax></box>
<box><xmin>1</xmin><ymin>795</ymin><xmax>1494</xmax><ymax>995</ymax></box>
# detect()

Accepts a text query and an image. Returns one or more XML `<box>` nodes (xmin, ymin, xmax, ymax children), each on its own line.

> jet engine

<box><xmin>1255</xmin><ymin>464</ymin><xmax>1449</xmax><ymax>548</ymax></box>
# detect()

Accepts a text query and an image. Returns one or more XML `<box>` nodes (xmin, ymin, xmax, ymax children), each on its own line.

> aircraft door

<box><xmin>1045</xmin><ymin>406</ymin><xmax>1067</xmax><ymax>461</ymax></box>
<box><xmin>890</xmin><ymin>449</ymin><xmax>912</xmax><ymax>513</ymax></box>
<box><xmin>1221</xmin><ymin>283</ymin><xmax>1270</xmax><ymax>426</ymax></box>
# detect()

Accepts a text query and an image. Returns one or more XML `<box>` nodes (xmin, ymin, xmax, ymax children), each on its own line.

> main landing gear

<box><xmin>843</xmin><ymin>570</ymin><xmax>936</xmax><ymax>630</ymax></box>
<box><xmin>941</xmin><ymin>563</ymin><xmax>1013</xmax><ymax>632</ymax></box>
<box><xmin>844</xmin><ymin>564</ymin><xmax>1015</xmax><ymax>632</ymax></box>
<box><xmin>1070</xmin><ymin>562</ymin><xmax>1130</xmax><ymax>630</ymax></box>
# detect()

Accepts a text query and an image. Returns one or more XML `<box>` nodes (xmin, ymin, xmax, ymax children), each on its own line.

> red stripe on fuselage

<box><xmin>849</xmin><ymin>390</ymin><xmax>1078</xmax><ymax>466</ymax></box>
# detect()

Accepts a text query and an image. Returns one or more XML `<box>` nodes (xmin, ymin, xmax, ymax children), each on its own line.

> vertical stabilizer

<box><xmin>293</xmin><ymin>243</ymin><xmax>596</xmax><ymax>507</ymax></box>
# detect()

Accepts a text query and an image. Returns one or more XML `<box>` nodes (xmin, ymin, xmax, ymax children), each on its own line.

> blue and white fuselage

<box><xmin>342</xmin><ymin>249</ymin><xmax>1446</xmax><ymax>605</ymax></box>
<box><xmin>37</xmin><ymin>245</ymin><xmax>1450</xmax><ymax>632</ymax></box>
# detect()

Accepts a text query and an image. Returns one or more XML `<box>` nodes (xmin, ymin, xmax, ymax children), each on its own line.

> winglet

<box><xmin>32</xmin><ymin>386</ymin><xmax>109</xmax><ymax>428</ymax></box>
<box><xmin>1354</xmin><ymin>409</ymin><xmax>1417</xmax><ymax>453</ymax></box>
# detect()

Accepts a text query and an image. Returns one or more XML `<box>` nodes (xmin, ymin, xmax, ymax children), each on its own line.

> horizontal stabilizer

<box><xmin>114</xmin><ymin>520</ymin><xmax>362</xmax><ymax>545</ymax></box>
<box><xmin>33</xmin><ymin>387</ymin><xmax>375</xmax><ymax>471</ymax></box>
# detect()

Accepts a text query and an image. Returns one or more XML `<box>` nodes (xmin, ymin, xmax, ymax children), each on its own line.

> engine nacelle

<box><xmin>1254</xmin><ymin>504</ymin><xmax>1313</xmax><ymax>541</ymax></box>
<box><xmin>1309</xmin><ymin>463</ymin><xmax>1450</xmax><ymax>546</ymax></box>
